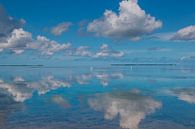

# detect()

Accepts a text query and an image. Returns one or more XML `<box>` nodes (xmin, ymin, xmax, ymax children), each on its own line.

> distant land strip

<box><xmin>0</xmin><ymin>65</ymin><xmax>44</xmax><ymax>67</ymax></box>
<box><xmin>111</xmin><ymin>64</ymin><xmax>177</xmax><ymax>66</ymax></box>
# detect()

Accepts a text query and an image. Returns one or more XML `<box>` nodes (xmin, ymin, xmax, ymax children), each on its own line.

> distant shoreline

<box><xmin>0</xmin><ymin>65</ymin><xmax>44</xmax><ymax>67</ymax></box>
<box><xmin>111</xmin><ymin>64</ymin><xmax>177</xmax><ymax>66</ymax></box>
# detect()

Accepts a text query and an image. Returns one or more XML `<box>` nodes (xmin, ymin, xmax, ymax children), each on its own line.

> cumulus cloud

<box><xmin>87</xmin><ymin>0</ymin><xmax>162</xmax><ymax>40</ymax></box>
<box><xmin>29</xmin><ymin>35</ymin><xmax>71</xmax><ymax>56</ymax></box>
<box><xmin>0</xmin><ymin>28</ymin><xmax>32</xmax><ymax>54</ymax></box>
<box><xmin>0</xmin><ymin>6</ymin><xmax>73</xmax><ymax>56</ymax></box>
<box><xmin>75</xmin><ymin>46</ymin><xmax>92</xmax><ymax>57</ymax></box>
<box><xmin>89</xmin><ymin>90</ymin><xmax>162</xmax><ymax>129</ymax></box>
<box><xmin>0</xmin><ymin>28</ymin><xmax>124</xmax><ymax>57</ymax></box>
<box><xmin>74</xmin><ymin>44</ymin><xmax>124</xmax><ymax>58</ymax></box>
<box><xmin>0</xmin><ymin>5</ymin><xmax>24</xmax><ymax>38</ymax></box>
<box><xmin>50</xmin><ymin>22</ymin><xmax>72</xmax><ymax>36</ymax></box>
<box><xmin>147</xmin><ymin>32</ymin><xmax>175</xmax><ymax>41</ymax></box>
<box><xmin>0</xmin><ymin>5</ymin><xmax>126</xmax><ymax>58</ymax></box>
<box><xmin>171</xmin><ymin>25</ymin><xmax>195</xmax><ymax>41</ymax></box>
<box><xmin>0</xmin><ymin>28</ymin><xmax>71</xmax><ymax>56</ymax></box>
<box><xmin>94</xmin><ymin>44</ymin><xmax>124</xmax><ymax>58</ymax></box>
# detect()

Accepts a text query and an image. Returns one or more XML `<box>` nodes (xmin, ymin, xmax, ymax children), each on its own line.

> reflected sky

<box><xmin>0</xmin><ymin>65</ymin><xmax>194</xmax><ymax>129</ymax></box>
<box><xmin>89</xmin><ymin>90</ymin><xmax>161</xmax><ymax>129</ymax></box>
<box><xmin>170</xmin><ymin>88</ymin><xmax>195</xmax><ymax>104</ymax></box>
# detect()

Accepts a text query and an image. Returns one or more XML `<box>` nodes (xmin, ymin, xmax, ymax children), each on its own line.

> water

<box><xmin>0</xmin><ymin>65</ymin><xmax>195</xmax><ymax>129</ymax></box>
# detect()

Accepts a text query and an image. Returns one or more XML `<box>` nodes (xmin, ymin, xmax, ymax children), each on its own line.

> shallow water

<box><xmin>0</xmin><ymin>65</ymin><xmax>195</xmax><ymax>129</ymax></box>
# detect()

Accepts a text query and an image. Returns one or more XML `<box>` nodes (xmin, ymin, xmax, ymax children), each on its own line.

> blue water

<box><xmin>0</xmin><ymin>65</ymin><xmax>195</xmax><ymax>129</ymax></box>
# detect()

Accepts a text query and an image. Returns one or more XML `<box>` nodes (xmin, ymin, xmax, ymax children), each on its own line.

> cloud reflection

<box><xmin>0</xmin><ymin>76</ymin><xmax>70</xmax><ymax>102</ymax></box>
<box><xmin>52</xmin><ymin>95</ymin><xmax>71</xmax><ymax>108</ymax></box>
<box><xmin>0</xmin><ymin>72</ymin><xmax>124</xmax><ymax>102</ymax></box>
<box><xmin>171</xmin><ymin>88</ymin><xmax>195</xmax><ymax>104</ymax></box>
<box><xmin>89</xmin><ymin>90</ymin><xmax>162</xmax><ymax>129</ymax></box>
<box><xmin>0</xmin><ymin>90</ymin><xmax>23</xmax><ymax>128</ymax></box>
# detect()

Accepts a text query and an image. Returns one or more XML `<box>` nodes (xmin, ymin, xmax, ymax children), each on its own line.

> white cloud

<box><xmin>0</xmin><ymin>28</ymin><xmax>72</xmax><ymax>56</ymax></box>
<box><xmin>0</xmin><ymin>5</ymin><xmax>125</xmax><ymax>58</ymax></box>
<box><xmin>89</xmin><ymin>90</ymin><xmax>162</xmax><ymax>129</ymax></box>
<box><xmin>171</xmin><ymin>25</ymin><xmax>195</xmax><ymax>41</ymax></box>
<box><xmin>87</xmin><ymin>0</ymin><xmax>162</xmax><ymax>40</ymax></box>
<box><xmin>29</xmin><ymin>35</ymin><xmax>71</xmax><ymax>56</ymax></box>
<box><xmin>0</xmin><ymin>28</ymin><xmax>125</xmax><ymax>58</ymax></box>
<box><xmin>51</xmin><ymin>22</ymin><xmax>72</xmax><ymax>36</ymax></box>
<box><xmin>75</xmin><ymin>46</ymin><xmax>92</xmax><ymax>57</ymax></box>
<box><xmin>0</xmin><ymin>6</ymin><xmax>73</xmax><ymax>56</ymax></box>
<box><xmin>73</xmin><ymin>44</ymin><xmax>125</xmax><ymax>58</ymax></box>
<box><xmin>0</xmin><ymin>5</ymin><xmax>24</xmax><ymax>38</ymax></box>
<box><xmin>94</xmin><ymin>44</ymin><xmax>124</xmax><ymax>58</ymax></box>
<box><xmin>148</xmin><ymin>32</ymin><xmax>175</xmax><ymax>41</ymax></box>
<box><xmin>0</xmin><ymin>28</ymin><xmax>32</xmax><ymax>54</ymax></box>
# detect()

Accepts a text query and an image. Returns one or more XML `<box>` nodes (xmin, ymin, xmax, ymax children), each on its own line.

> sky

<box><xmin>0</xmin><ymin>0</ymin><xmax>195</xmax><ymax>66</ymax></box>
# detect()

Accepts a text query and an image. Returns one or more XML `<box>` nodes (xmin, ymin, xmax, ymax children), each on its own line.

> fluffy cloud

<box><xmin>29</xmin><ymin>35</ymin><xmax>71</xmax><ymax>56</ymax></box>
<box><xmin>50</xmin><ymin>22</ymin><xmax>72</xmax><ymax>36</ymax></box>
<box><xmin>94</xmin><ymin>44</ymin><xmax>124</xmax><ymax>58</ymax></box>
<box><xmin>0</xmin><ymin>6</ymin><xmax>72</xmax><ymax>56</ymax></box>
<box><xmin>171</xmin><ymin>25</ymin><xmax>195</xmax><ymax>41</ymax></box>
<box><xmin>0</xmin><ymin>28</ymin><xmax>32</xmax><ymax>54</ymax></box>
<box><xmin>74</xmin><ymin>44</ymin><xmax>124</xmax><ymax>58</ymax></box>
<box><xmin>87</xmin><ymin>0</ymin><xmax>162</xmax><ymax>40</ymax></box>
<box><xmin>0</xmin><ymin>29</ymin><xmax>124</xmax><ymax>57</ymax></box>
<box><xmin>0</xmin><ymin>28</ymin><xmax>71</xmax><ymax>56</ymax></box>
<box><xmin>0</xmin><ymin>27</ymin><xmax>124</xmax><ymax>57</ymax></box>
<box><xmin>75</xmin><ymin>46</ymin><xmax>92</xmax><ymax>57</ymax></box>
<box><xmin>0</xmin><ymin>5</ymin><xmax>125</xmax><ymax>58</ymax></box>
<box><xmin>0</xmin><ymin>5</ymin><xmax>24</xmax><ymax>38</ymax></box>
<box><xmin>89</xmin><ymin>90</ymin><xmax>162</xmax><ymax>129</ymax></box>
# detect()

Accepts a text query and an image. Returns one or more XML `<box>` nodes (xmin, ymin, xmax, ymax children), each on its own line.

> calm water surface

<box><xmin>0</xmin><ymin>65</ymin><xmax>195</xmax><ymax>129</ymax></box>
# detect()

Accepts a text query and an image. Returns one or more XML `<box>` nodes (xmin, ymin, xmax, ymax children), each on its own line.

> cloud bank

<box><xmin>87</xmin><ymin>0</ymin><xmax>162</xmax><ymax>40</ymax></box>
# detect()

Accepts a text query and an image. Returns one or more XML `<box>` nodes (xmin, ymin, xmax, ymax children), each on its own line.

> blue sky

<box><xmin>0</xmin><ymin>0</ymin><xmax>195</xmax><ymax>65</ymax></box>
